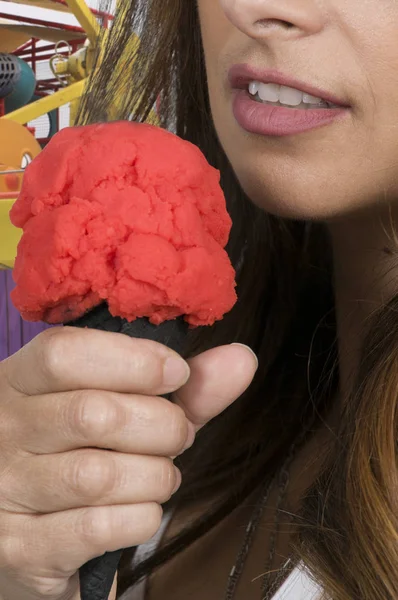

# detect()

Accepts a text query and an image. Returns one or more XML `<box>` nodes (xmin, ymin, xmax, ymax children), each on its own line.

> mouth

<box><xmin>228</xmin><ymin>64</ymin><xmax>351</xmax><ymax>111</ymax></box>
<box><xmin>228</xmin><ymin>65</ymin><xmax>351</xmax><ymax>137</ymax></box>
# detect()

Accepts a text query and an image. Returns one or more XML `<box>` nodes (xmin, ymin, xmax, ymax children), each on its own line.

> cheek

<box><xmin>197</xmin><ymin>0</ymin><xmax>232</xmax><ymax>72</ymax></box>
<box><xmin>217</xmin><ymin>0</ymin><xmax>237</xmax><ymax>25</ymax></box>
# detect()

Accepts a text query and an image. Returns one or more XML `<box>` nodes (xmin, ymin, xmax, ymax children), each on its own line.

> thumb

<box><xmin>172</xmin><ymin>343</ymin><xmax>258</xmax><ymax>432</ymax></box>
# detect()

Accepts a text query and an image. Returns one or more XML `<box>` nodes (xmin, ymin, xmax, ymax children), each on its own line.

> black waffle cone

<box><xmin>68</xmin><ymin>303</ymin><xmax>189</xmax><ymax>355</ymax></box>
<box><xmin>68</xmin><ymin>303</ymin><xmax>189</xmax><ymax>600</ymax></box>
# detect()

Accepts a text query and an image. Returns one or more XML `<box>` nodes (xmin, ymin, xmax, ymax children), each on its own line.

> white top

<box><xmin>119</xmin><ymin>512</ymin><xmax>324</xmax><ymax>600</ymax></box>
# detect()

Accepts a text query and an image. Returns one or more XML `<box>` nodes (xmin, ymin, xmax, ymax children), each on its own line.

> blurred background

<box><xmin>0</xmin><ymin>0</ymin><xmax>113</xmax><ymax>359</ymax></box>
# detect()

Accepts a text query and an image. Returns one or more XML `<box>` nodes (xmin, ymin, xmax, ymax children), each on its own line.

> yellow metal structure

<box><xmin>64</xmin><ymin>0</ymin><xmax>100</xmax><ymax>47</ymax></box>
<box><xmin>2</xmin><ymin>0</ymin><xmax>73</xmax><ymax>14</ymax></box>
<box><xmin>1</xmin><ymin>79</ymin><xmax>85</xmax><ymax>125</ymax></box>
<box><xmin>0</xmin><ymin>199</ymin><xmax>20</xmax><ymax>269</ymax></box>
<box><xmin>1</xmin><ymin>0</ymin><xmax>99</xmax><ymax>127</ymax></box>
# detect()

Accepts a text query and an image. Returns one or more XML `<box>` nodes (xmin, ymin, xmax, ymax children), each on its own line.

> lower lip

<box><xmin>232</xmin><ymin>90</ymin><xmax>350</xmax><ymax>137</ymax></box>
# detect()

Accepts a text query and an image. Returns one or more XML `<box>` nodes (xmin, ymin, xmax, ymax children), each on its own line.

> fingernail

<box><xmin>230</xmin><ymin>343</ymin><xmax>259</xmax><ymax>370</ymax></box>
<box><xmin>163</xmin><ymin>357</ymin><xmax>190</xmax><ymax>388</ymax></box>
<box><xmin>173</xmin><ymin>467</ymin><xmax>182</xmax><ymax>494</ymax></box>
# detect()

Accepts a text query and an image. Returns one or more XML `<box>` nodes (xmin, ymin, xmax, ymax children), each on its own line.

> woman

<box><xmin>0</xmin><ymin>1</ymin><xmax>396</xmax><ymax>599</ymax></box>
<box><xmin>95</xmin><ymin>1</ymin><xmax>397</xmax><ymax>598</ymax></box>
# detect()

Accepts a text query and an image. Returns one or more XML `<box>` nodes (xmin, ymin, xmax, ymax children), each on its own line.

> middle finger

<box><xmin>11</xmin><ymin>391</ymin><xmax>193</xmax><ymax>457</ymax></box>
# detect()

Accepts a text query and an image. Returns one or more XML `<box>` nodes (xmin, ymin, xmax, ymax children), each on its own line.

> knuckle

<box><xmin>38</xmin><ymin>329</ymin><xmax>70</xmax><ymax>382</ymax></box>
<box><xmin>77</xmin><ymin>507</ymin><xmax>114</xmax><ymax>551</ymax></box>
<box><xmin>69</xmin><ymin>390</ymin><xmax>121</xmax><ymax>441</ymax></box>
<box><xmin>27</xmin><ymin>577</ymin><xmax>68</xmax><ymax>598</ymax></box>
<box><xmin>66</xmin><ymin>451</ymin><xmax>117</xmax><ymax>500</ymax></box>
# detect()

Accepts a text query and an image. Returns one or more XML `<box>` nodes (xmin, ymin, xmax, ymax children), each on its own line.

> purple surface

<box><xmin>0</xmin><ymin>270</ymin><xmax>52</xmax><ymax>361</ymax></box>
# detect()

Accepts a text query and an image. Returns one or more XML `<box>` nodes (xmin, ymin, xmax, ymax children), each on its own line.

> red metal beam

<box><xmin>31</xmin><ymin>35</ymin><xmax>36</xmax><ymax>74</ymax></box>
<box><xmin>17</xmin><ymin>53</ymin><xmax>73</xmax><ymax>63</ymax></box>
<box><xmin>13</xmin><ymin>39</ymin><xmax>33</xmax><ymax>54</ymax></box>
<box><xmin>36</xmin><ymin>84</ymin><xmax>61</xmax><ymax>91</ymax></box>
<box><xmin>16</xmin><ymin>42</ymin><xmax>56</xmax><ymax>55</ymax></box>
<box><xmin>24</xmin><ymin>51</ymin><xmax>76</xmax><ymax>62</ymax></box>
<box><xmin>36</xmin><ymin>83</ymin><xmax>62</xmax><ymax>88</ymax></box>
<box><xmin>36</xmin><ymin>85</ymin><xmax>60</xmax><ymax>90</ymax></box>
<box><xmin>45</xmin><ymin>0</ymin><xmax>112</xmax><ymax>19</ymax></box>
<box><xmin>0</xmin><ymin>12</ymin><xmax>85</xmax><ymax>32</ymax></box>
<box><xmin>17</xmin><ymin>43</ymin><xmax>84</xmax><ymax>61</ymax></box>
<box><xmin>36</xmin><ymin>78</ymin><xmax>61</xmax><ymax>84</ymax></box>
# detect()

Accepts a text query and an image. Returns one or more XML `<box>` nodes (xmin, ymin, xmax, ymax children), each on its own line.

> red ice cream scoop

<box><xmin>10</xmin><ymin>121</ymin><xmax>237</xmax><ymax>600</ymax></box>
<box><xmin>10</xmin><ymin>121</ymin><xmax>237</xmax><ymax>326</ymax></box>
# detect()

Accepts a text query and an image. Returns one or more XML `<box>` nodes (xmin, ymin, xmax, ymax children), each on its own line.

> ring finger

<box><xmin>10</xmin><ymin>391</ymin><xmax>193</xmax><ymax>457</ymax></box>
<box><xmin>0</xmin><ymin>449</ymin><xmax>181</xmax><ymax>514</ymax></box>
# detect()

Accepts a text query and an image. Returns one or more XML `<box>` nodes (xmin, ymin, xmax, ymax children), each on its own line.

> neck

<box><xmin>328</xmin><ymin>204</ymin><xmax>398</xmax><ymax>399</ymax></box>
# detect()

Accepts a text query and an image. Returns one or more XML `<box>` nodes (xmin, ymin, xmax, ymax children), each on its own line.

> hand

<box><xmin>0</xmin><ymin>327</ymin><xmax>257</xmax><ymax>600</ymax></box>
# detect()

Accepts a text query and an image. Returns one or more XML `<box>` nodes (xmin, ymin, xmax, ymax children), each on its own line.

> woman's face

<box><xmin>197</xmin><ymin>0</ymin><xmax>398</xmax><ymax>220</ymax></box>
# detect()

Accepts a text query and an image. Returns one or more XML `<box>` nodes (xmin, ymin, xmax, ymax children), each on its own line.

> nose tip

<box><xmin>219</xmin><ymin>0</ymin><xmax>323</xmax><ymax>40</ymax></box>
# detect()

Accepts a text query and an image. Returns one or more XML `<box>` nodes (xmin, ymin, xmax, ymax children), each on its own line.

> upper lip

<box><xmin>228</xmin><ymin>64</ymin><xmax>350</xmax><ymax>108</ymax></box>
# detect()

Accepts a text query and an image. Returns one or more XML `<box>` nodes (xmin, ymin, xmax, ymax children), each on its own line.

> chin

<box><xmin>231</xmin><ymin>163</ymin><xmax>368</xmax><ymax>222</ymax></box>
<box><xmin>235</xmin><ymin>174</ymin><xmax>327</xmax><ymax>221</ymax></box>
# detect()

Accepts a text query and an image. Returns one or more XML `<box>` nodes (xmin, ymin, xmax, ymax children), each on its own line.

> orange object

<box><xmin>0</xmin><ymin>120</ymin><xmax>41</xmax><ymax>269</ymax></box>
<box><xmin>0</xmin><ymin>120</ymin><xmax>41</xmax><ymax>194</ymax></box>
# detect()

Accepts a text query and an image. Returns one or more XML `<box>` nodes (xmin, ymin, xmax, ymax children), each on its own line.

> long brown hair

<box><xmin>77</xmin><ymin>1</ymin><xmax>398</xmax><ymax>597</ymax></box>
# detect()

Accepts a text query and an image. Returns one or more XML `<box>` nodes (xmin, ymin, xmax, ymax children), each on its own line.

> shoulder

<box><xmin>272</xmin><ymin>563</ymin><xmax>324</xmax><ymax>600</ymax></box>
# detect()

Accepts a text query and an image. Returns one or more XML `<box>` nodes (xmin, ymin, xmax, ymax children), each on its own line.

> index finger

<box><xmin>1</xmin><ymin>327</ymin><xmax>190</xmax><ymax>397</ymax></box>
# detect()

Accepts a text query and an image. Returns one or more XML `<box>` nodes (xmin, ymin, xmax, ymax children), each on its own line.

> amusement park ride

<box><xmin>0</xmin><ymin>0</ymin><xmax>159</xmax><ymax>357</ymax></box>
<box><xmin>0</xmin><ymin>0</ymin><xmax>114</xmax><ymax>270</ymax></box>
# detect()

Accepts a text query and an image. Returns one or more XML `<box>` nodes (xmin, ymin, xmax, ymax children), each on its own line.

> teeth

<box><xmin>302</xmin><ymin>92</ymin><xmax>324</xmax><ymax>105</ymax></box>
<box><xmin>248</xmin><ymin>81</ymin><xmax>327</xmax><ymax>107</ymax></box>
<box><xmin>279</xmin><ymin>85</ymin><xmax>303</xmax><ymax>107</ymax></box>
<box><xmin>248</xmin><ymin>81</ymin><xmax>259</xmax><ymax>96</ymax></box>
<box><xmin>258</xmin><ymin>83</ymin><xmax>279</xmax><ymax>103</ymax></box>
